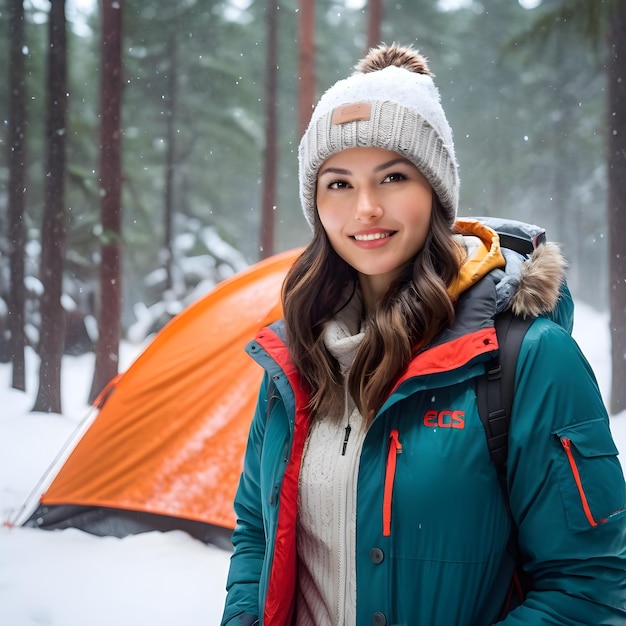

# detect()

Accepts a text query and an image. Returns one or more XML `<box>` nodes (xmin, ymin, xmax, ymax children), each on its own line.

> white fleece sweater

<box><xmin>296</xmin><ymin>293</ymin><xmax>366</xmax><ymax>626</ymax></box>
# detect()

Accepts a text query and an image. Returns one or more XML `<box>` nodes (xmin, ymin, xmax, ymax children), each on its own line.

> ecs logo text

<box><xmin>423</xmin><ymin>409</ymin><xmax>465</xmax><ymax>429</ymax></box>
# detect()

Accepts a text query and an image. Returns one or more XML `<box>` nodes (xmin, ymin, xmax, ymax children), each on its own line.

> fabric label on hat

<box><xmin>332</xmin><ymin>102</ymin><xmax>372</xmax><ymax>125</ymax></box>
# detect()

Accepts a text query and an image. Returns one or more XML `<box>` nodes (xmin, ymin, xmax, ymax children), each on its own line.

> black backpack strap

<box><xmin>477</xmin><ymin>311</ymin><xmax>534</xmax><ymax>487</ymax></box>
<box><xmin>477</xmin><ymin>311</ymin><xmax>535</xmax><ymax>614</ymax></box>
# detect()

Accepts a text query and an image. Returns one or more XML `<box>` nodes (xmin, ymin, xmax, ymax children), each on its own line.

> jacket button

<box><xmin>372</xmin><ymin>611</ymin><xmax>387</xmax><ymax>625</ymax></box>
<box><xmin>369</xmin><ymin>547</ymin><xmax>384</xmax><ymax>564</ymax></box>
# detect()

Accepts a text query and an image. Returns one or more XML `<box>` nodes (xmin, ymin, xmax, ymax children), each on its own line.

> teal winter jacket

<box><xmin>221</xmin><ymin>225</ymin><xmax>626</xmax><ymax>626</ymax></box>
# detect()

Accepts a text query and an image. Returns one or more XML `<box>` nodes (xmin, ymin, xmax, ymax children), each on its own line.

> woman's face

<box><xmin>316</xmin><ymin>146</ymin><xmax>433</xmax><ymax>306</ymax></box>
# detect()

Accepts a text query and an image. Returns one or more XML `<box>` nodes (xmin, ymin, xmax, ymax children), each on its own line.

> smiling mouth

<box><xmin>352</xmin><ymin>232</ymin><xmax>395</xmax><ymax>241</ymax></box>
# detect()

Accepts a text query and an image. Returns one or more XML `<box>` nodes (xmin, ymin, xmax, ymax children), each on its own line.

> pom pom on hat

<box><xmin>298</xmin><ymin>43</ymin><xmax>459</xmax><ymax>229</ymax></box>
<box><xmin>354</xmin><ymin>42</ymin><xmax>432</xmax><ymax>74</ymax></box>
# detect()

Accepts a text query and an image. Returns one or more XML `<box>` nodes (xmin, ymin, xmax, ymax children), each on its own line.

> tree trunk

<box><xmin>7</xmin><ymin>0</ymin><xmax>28</xmax><ymax>392</ymax></box>
<box><xmin>33</xmin><ymin>0</ymin><xmax>68</xmax><ymax>414</ymax></box>
<box><xmin>163</xmin><ymin>34</ymin><xmax>178</xmax><ymax>292</ymax></box>
<box><xmin>298</xmin><ymin>0</ymin><xmax>315</xmax><ymax>136</ymax></box>
<box><xmin>89</xmin><ymin>0</ymin><xmax>123</xmax><ymax>403</ymax></box>
<box><xmin>367</xmin><ymin>0</ymin><xmax>383</xmax><ymax>50</ymax></box>
<box><xmin>606</xmin><ymin>0</ymin><xmax>626</xmax><ymax>414</ymax></box>
<box><xmin>259</xmin><ymin>0</ymin><xmax>278</xmax><ymax>260</ymax></box>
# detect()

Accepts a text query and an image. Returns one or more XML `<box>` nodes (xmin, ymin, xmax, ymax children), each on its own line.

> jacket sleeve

<box><xmin>499</xmin><ymin>318</ymin><xmax>626</xmax><ymax>624</ymax></box>
<box><xmin>220</xmin><ymin>374</ymin><xmax>272</xmax><ymax>626</ymax></box>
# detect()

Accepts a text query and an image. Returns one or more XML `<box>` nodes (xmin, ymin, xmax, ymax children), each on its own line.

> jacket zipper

<box><xmin>560</xmin><ymin>437</ymin><xmax>602</xmax><ymax>527</ymax></box>
<box><xmin>383</xmin><ymin>429</ymin><xmax>402</xmax><ymax>537</ymax></box>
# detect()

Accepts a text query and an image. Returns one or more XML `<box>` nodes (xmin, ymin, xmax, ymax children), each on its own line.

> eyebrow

<box><xmin>318</xmin><ymin>157</ymin><xmax>411</xmax><ymax>178</ymax></box>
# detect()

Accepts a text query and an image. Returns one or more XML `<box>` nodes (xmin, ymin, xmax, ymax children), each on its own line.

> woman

<box><xmin>221</xmin><ymin>43</ymin><xmax>626</xmax><ymax>626</ymax></box>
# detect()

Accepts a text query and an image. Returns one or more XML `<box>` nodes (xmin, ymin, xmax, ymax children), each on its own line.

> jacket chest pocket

<box><xmin>554</xmin><ymin>419</ymin><xmax>626</xmax><ymax>531</ymax></box>
<box><xmin>373</xmin><ymin>422</ymin><xmax>511</xmax><ymax>561</ymax></box>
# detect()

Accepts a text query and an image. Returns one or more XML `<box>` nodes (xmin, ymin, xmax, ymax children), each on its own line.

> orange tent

<box><xmin>21</xmin><ymin>248</ymin><xmax>302</xmax><ymax>548</ymax></box>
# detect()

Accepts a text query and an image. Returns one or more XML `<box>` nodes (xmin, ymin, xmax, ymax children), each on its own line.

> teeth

<box><xmin>353</xmin><ymin>232</ymin><xmax>391</xmax><ymax>241</ymax></box>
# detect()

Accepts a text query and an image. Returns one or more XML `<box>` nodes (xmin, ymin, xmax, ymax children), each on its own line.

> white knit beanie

<box><xmin>298</xmin><ymin>43</ymin><xmax>459</xmax><ymax>228</ymax></box>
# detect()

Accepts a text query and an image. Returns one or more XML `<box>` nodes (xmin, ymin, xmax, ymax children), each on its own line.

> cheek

<box><xmin>406</xmin><ymin>196</ymin><xmax>432</xmax><ymax>228</ymax></box>
<box><xmin>316</xmin><ymin>205</ymin><xmax>343</xmax><ymax>236</ymax></box>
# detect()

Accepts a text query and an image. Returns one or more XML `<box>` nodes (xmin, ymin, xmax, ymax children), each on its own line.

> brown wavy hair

<box><xmin>282</xmin><ymin>196</ymin><xmax>461</xmax><ymax>423</ymax></box>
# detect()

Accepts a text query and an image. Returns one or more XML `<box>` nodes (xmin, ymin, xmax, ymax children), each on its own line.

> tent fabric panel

<box><xmin>38</xmin><ymin>249</ymin><xmax>302</xmax><ymax>533</ymax></box>
<box><xmin>40</xmin><ymin>358</ymin><xmax>263</xmax><ymax>528</ymax></box>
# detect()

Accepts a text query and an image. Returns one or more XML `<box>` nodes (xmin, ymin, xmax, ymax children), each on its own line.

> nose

<box><xmin>354</xmin><ymin>186</ymin><xmax>382</xmax><ymax>221</ymax></box>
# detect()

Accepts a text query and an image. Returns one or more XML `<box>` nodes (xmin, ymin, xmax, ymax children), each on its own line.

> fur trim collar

<box><xmin>510</xmin><ymin>241</ymin><xmax>568</xmax><ymax>317</ymax></box>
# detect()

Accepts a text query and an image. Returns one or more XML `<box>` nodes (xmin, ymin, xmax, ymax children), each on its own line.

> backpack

<box><xmin>476</xmin><ymin>311</ymin><xmax>534</xmax><ymax>495</ymax></box>
<box><xmin>473</xmin><ymin>216</ymin><xmax>546</xmax><ymax>482</ymax></box>
<box><xmin>473</xmin><ymin>217</ymin><xmax>549</xmax><ymax>612</ymax></box>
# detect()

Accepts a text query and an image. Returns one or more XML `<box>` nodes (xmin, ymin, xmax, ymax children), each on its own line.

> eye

<box><xmin>327</xmin><ymin>179</ymin><xmax>350</xmax><ymax>190</ymax></box>
<box><xmin>382</xmin><ymin>172</ymin><xmax>408</xmax><ymax>183</ymax></box>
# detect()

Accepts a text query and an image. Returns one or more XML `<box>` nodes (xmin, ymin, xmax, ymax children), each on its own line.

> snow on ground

<box><xmin>0</xmin><ymin>301</ymin><xmax>624</xmax><ymax>625</ymax></box>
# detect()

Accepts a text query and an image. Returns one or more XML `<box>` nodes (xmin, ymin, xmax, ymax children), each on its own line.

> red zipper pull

<box><xmin>390</xmin><ymin>429</ymin><xmax>402</xmax><ymax>454</ymax></box>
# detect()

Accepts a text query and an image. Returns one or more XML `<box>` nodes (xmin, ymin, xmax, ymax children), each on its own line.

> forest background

<box><xmin>1</xmin><ymin>0</ymin><xmax>625</xmax><ymax>415</ymax></box>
